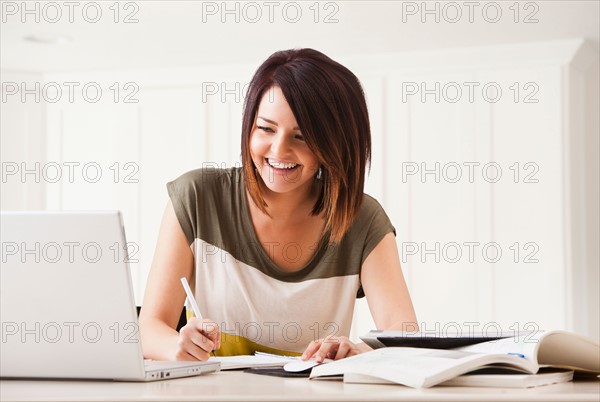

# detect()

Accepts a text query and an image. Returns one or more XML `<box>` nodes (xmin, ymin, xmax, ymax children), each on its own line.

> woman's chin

<box><xmin>260</xmin><ymin>176</ymin><xmax>312</xmax><ymax>195</ymax></box>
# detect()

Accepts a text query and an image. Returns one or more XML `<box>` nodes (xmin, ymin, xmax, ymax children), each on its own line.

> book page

<box><xmin>455</xmin><ymin>330</ymin><xmax>600</xmax><ymax>373</ymax></box>
<box><xmin>310</xmin><ymin>347</ymin><xmax>536</xmax><ymax>388</ymax></box>
<box><xmin>536</xmin><ymin>332</ymin><xmax>600</xmax><ymax>372</ymax></box>
<box><xmin>210</xmin><ymin>354</ymin><xmax>296</xmax><ymax>370</ymax></box>
<box><xmin>454</xmin><ymin>332</ymin><xmax>542</xmax><ymax>367</ymax></box>
<box><xmin>440</xmin><ymin>368</ymin><xmax>574</xmax><ymax>388</ymax></box>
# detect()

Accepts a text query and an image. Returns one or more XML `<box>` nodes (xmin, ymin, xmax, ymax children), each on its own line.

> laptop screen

<box><xmin>1</xmin><ymin>211</ymin><xmax>146</xmax><ymax>380</ymax></box>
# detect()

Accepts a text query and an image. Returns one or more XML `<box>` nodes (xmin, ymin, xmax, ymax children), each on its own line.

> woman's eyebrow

<box><xmin>257</xmin><ymin>116</ymin><xmax>300</xmax><ymax>131</ymax></box>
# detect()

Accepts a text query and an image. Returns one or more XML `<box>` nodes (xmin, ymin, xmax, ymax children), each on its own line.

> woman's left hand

<box><xmin>301</xmin><ymin>335</ymin><xmax>371</xmax><ymax>362</ymax></box>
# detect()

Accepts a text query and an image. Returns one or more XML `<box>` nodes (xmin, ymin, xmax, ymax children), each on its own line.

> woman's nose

<box><xmin>270</xmin><ymin>132</ymin><xmax>290</xmax><ymax>154</ymax></box>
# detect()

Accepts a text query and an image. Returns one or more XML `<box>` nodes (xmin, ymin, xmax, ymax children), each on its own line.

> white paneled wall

<box><xmin>484</xmin><ymin>66</ymin><xmax>564</xmax><ymax>331</ymax></box>
<box><xmin>397</xmin><ymin>71</ymin><xmax>481</xmax><ymax>328</ymax></box>
<box><xmin>2</xmin><ymin>40</ymin><xmax>598</xmax><ymax>341</ymax></box>
<box><xmin>1</xmin><ymin>72</ymin><xmax>46</xmax><ymax>210</ymax></box>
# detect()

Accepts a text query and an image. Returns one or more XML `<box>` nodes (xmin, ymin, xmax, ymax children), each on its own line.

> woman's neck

<box><xmin>255</xmin><ymin>181</ymin><xmax>321</xmax><ymax>224</ymax></box>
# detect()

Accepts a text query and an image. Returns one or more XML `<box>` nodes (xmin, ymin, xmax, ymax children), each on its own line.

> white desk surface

<box><xmin>1</xmin><ymin>371</ymin><xmax>599</xmax><ymax>402</ymax></box>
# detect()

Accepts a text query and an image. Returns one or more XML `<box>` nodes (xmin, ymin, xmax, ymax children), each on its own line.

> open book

<box><xmin>439</xmin><ymin>367</ymin><xmax>575</xmax><ymax>388</ymax></box>
<box><xmin>310</xmin><ymin>330</ymin><xmax>600</xmax><ymax>388</ymax></box>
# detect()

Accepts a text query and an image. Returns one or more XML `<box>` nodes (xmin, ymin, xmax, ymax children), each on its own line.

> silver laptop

<box><xmin>0</xmin><ymin>211</ymin><xmax>219</xmax><ymax>381</ymax></box>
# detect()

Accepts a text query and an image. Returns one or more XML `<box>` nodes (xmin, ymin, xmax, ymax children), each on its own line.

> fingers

<box><xmin>301</xmin><ymin>339</ymin><xmax>322</xmax><ymax>361</ymax></box>
<box><xmin>214</xmin><ymin>327</ymin><xmax>222</xmax><ymax>350</ymax></box>
<box><xmin>314</xmin><ymin>335</ymin><xmax>339</xmax><ymax>363</ymax></box>
<box><xmin>195</xmin><ymin>318</ymin><xmax>220</xmax><ymax>347</ymax></box>
<box><xmin>175</xmin><ymin>318</ymin><xmax>220</xmax><ymax>361</ymax></box>
<box><xmin>302</xmin><ymin>336</ymin><xmax>358</xmax><ymax>363</ymax></box>
<box><xmin>332</xmin><ymin>340</ymin><xmax>349</xmax><ymax>360</ymax></box>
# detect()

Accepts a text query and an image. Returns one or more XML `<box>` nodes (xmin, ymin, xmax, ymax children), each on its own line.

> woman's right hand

<box><xmin>175</xmin><ymin>318</ymin><xmax>221</xmax><ymax>361</ymax></box>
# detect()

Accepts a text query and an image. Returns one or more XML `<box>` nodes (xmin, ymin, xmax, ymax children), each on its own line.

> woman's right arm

<box><xmin>138</xmin><ymin>200</ymin><xmax>220</xmax><ymax>361</ymax></box>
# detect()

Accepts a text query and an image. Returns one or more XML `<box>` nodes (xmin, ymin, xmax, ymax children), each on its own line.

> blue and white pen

<box><xmin>180</xmin><ymin>277</ymin><xmax>203</xmax><ymax>319</ymax></box>
<box><xmin>180</xmin><ymin>277</ymin><xmax>216</xmax><ymax>355</ymax></box>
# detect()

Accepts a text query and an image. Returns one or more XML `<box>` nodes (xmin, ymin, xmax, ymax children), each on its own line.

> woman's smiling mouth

<box><xmin>265</xmin><ymin>158</ymin><xmax>300</xmax><ymax>172</ymax></box>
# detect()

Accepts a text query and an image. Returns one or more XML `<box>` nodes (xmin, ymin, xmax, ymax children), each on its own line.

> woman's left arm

<box><xmin>302</xmin><ymin>232</ymin><xmax>418</xmax><ymax>362</ymax></box>
<box><xmin>360</xmin><ymin>231</ymin><xmax>418</xmax><ymax>331</ymax></box>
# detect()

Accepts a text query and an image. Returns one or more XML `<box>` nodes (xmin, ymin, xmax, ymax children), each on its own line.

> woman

<box><xmin>139</xmin><ymin>48</ymin><xmax>417</xmax><ymax>363</ymax></box>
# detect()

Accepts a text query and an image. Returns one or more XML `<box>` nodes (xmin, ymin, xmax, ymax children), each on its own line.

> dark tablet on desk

<box><xmin>244</xmin><ymin>367</ymin><xmax>310</xmax><ymax>378</ymax></box>
<box><xmin>360</xmin><ymin>330</ymin><xmax>525</xmax><ymax>350</ymax></box>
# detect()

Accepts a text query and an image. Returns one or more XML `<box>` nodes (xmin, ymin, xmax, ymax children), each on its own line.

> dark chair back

<box><xmin>136</xmin><ymin>306</ymin><xmax>187</xmax><ymax>332</ymax></box>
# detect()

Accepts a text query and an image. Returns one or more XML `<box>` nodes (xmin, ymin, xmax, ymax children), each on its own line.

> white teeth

<box><xmin>267</xmin><ymin>158</ymin><xmax>298</xmax><ymax>169</ymax></box>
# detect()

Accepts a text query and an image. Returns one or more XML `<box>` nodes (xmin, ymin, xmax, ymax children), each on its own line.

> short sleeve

<box><xmin>360</xmin><ymin>196</ymin><xmax>396</xmax><ymax>266</ymax></box>
<box><xmin>166</xmin><ymin>170</ymin><xmax>201</xmax><ymax>247</ymax></box>
<box><xmin>355</xmin><ymin>195</ymin><xmax>396</xmax><ymax>299</ymax></box>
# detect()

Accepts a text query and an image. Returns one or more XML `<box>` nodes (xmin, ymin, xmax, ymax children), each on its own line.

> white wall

<box><xmin>1</xmin><ymin>39</ymin><xmax>597</xmax><ymax>342</ymax></box>
<box><xmin>2</xmin><ymin>1</ymin><xmax>598</xmax><ymax>72</ymax></box>
<box><xmin>1</xmin><ymin>72</ymin><xmax>46</xmax><ymax>210</ymax></box>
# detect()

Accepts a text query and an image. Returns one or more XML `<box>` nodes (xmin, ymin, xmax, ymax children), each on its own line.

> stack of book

<box><xmin>309</xmin><ymin>330</ymin><xmax>600</xmax><ymax>388</ymax></box>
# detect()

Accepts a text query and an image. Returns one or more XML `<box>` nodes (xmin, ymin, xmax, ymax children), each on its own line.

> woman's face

<box><xmin>249</xmin><ymin>86</ymin><xmax>320</xmax><ymax>197</ymax></box>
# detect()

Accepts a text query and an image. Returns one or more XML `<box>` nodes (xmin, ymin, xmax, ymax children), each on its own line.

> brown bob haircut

<box><xmin>241</xmin><ymin>48</ymin><xmax>371</xmax><ymax>245</ymax></box>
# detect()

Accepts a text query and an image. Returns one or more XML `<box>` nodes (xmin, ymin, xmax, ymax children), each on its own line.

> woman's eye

<box><xmin>257</xmin><ymin>125</ymin><xmax>274</xmax><ymax>133</ymax></box>
<box><xmin>294</xmin><ymin>134</ymin><xmax>305</xmax><ymax>141</ymax></box>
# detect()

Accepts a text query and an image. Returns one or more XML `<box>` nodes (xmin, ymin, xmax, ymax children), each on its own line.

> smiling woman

<box><xmin>138</xmin><ymin>48</ymin><xmax>418</xmax><ymax>363</ymax></box>
<box><xmin>249</xmin><ymin>87</ymin><xmax>321</xmax><ymax>211</ymax></box>
<box><xmin>241</xmin><ymin>49</ymin><xmax>371</xmax><ymax>246</ymax></box>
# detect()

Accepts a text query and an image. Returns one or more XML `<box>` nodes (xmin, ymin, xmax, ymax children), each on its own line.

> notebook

<box><xmin>0</xmin><ymin>211</ymin><xmax>220</xmax><ymax>381</ymax></box>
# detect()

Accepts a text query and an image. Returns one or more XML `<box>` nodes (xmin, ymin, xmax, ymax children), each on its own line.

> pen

<box><xmin>180</xmin><ymin>277</ymin><xmax>216</xmax><ymax>356</ymax></box>
<box><xmin>180</xmin><ymin>277</ymin><xmax>203</xmax><ymax>319</ymax></box>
